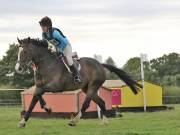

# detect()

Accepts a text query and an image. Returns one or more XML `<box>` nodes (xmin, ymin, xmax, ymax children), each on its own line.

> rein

<box><xmin>17</xmin><ymin>41</ymin><xmax>65</xmax><ymax>73</ymax></box>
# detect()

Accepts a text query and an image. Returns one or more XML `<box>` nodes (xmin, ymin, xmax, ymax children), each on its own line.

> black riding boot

<box><xmin>70</xmin><ymin>64</ymin><xmax>83</xmax><ymax>84</ymax></box>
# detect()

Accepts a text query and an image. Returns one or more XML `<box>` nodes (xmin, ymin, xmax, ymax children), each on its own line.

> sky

<box><xmin>0</xmin><ymin>0</ymin><xmax>180</xmax><ymax>67</ymax></box>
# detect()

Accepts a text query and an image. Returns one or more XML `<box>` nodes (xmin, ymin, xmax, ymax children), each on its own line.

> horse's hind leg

<box><xmin>91</xmin><ymin>94</ymin><xmax>109</xmax><ymax>125</ymax></box>
<box><xmin>69</xmin><ymin>81</ymin><xmax>103</xmax><ymax>126</ymax></box>
<box><xmin>69</xmin><ymin>90</ymin><xmax>93</xmax><ymax>126</ymax></box>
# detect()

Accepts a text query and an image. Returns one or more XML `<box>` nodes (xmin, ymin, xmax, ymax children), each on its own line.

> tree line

<box><xmin>0</xmin><ymin>43</ymin><xmax>179</xmax><ymax>89</ymax></box>
<box><xmin>123</xmin><ymin>53</ymin><xmax>180</xmax><ymax>87</ymax></box>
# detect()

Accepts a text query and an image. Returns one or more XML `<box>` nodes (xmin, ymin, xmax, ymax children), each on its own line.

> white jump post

<box><xmin>140</xmin><ymin>53</ymin><xmax>148</xmax><ymax>112</ymax></box>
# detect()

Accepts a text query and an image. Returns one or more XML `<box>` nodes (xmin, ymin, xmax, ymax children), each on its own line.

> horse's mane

<box><xmin>31</xmin><ymin>39</ymin><xmax>48</xmax><ymax>48</ymax></box>
<box><xmin>21</xmin><ymin>37</ymin><xmax>48</xmax><ymax>48</ymax></box>
<box><xmin>20</xmin><ymin>37</ymin><xmax>59</xmax><ymax>60</ymax></box>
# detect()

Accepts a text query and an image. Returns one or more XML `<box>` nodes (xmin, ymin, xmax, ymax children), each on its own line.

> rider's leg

<box><xmin>63</xmin><ymin>42</ymin><xmax>82</xmax><ymax>83</ymax></box>
<box><xmin>63</xmin><ymin>42</ymin><xmax>73</xmax><ymax>66</ymax></box>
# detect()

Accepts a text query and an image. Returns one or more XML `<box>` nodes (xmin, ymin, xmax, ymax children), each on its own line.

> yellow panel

<box><xmin>119</xmin><ymin>81</ymin><xmax>162</xmax><ymax>107</ymax></box>
<box><xmin>144</xmin><ymin>82</ymin><xmax>162</xmax><ymax>106</ymax></box>
<box><xmin>121</xmin><ymin>86</ymin><xmax>144</xmax><ymax>107</ymax></box>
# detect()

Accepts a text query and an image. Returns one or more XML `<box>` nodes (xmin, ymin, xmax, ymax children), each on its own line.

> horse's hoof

<box><xmin>118</xmin><ymin>113</ymin><xmax>123</xmax><ymax>117</ymax></box>
<box><xmin>18</xmin><ymin>119</ymin><xmax>26</xmax><ymax>128</ymax></box>
<box><xmin>99</xmin><ymin>121</ymin><xmax>108</xmax><ymax>126</ymax></box>
<box><xmin>19</xmin><ymin>123</ymin><xmax>25</xmax><ymax>128</ymax></box>
<box><xmin>19</xmin><ymin>121</ymin><xmax>26</xmax><ymax>128</ymax></box>
<box><xmin>100</xmin><ymin>116</ymin><xmax>109</xmax><ymax>126</ymax></box>
<box><xmin>44</xmin><ymin>107</ymin><xmax>52</xmax><ymax>115</ymax></box>
<box><xmin>47</xmin><ymin>108</ymin><xmax>52</xmax><ymax>115</ymax></box>
<box><xmin>68</xmin><ymin>121</ymin><xmax>76</xmax><ymax>126</ymax></box>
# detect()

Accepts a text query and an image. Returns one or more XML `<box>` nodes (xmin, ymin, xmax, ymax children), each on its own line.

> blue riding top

<box><xmin>42</xmin><ymin>27</ymin><xmax>69</xmax><ymax>52</ymax></box>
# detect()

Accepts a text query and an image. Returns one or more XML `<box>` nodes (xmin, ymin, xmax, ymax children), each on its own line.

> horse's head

<box><xmin>15</xmin><ymin>37</ymin><xmax>32</xmax><ymax>74</ymax></box>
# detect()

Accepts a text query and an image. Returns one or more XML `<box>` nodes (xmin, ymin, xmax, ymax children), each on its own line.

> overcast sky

<box><xmin>0</xmin><ymin>0</ymin><xmax>180</xmax><ymax>67</ymax></box>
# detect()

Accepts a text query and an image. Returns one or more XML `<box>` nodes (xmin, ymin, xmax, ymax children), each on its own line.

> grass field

<box><xmin>0</xmin><ymin>105</ymin><xmax>180</xmax><ymax>135</ymax></box>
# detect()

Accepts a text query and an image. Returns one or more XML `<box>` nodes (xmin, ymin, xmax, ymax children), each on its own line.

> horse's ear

<box><xmin>27</xmin><ymin>37</ymin><xmax>31</xmax><ymax>43</ymax></box>
<box><xmin>17</xmin><ymin>37</ymin><xmax>21</xmax><ymax>44</ymax></box>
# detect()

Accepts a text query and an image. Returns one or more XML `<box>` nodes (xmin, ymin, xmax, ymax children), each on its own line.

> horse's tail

<box><xmin>102</xmin><ymin>64</ymin><xmax>142</xmax><ymax>95</ymax></box>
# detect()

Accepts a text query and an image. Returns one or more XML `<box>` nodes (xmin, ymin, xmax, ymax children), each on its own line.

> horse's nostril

<box><xmin>19</xmin><ymin>67</ymin><xmax>23</xmax><ymax>71</ymax></box>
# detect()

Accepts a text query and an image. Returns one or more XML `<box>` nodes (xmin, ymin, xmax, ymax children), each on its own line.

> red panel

<box><xmin>111</xmin><ymin>89</ymin><xmax>121</xmax><ymax>105</ymax></box>
<box><xmin>79</xmin><ymin>88</ymin><xmax>112</xmax><ymax>112</ymax></box>
<box><xmin>99</xmin><ymin>88</ymin><xmax>112</xmax><ymax>110</ymax></box>
<box><xmin>22</xmin><ymin>87</ymin><xmax>112</xmax><ymax>113</ymax></box>
<box><xmin>23</xmin><ymin>93</ymin><xmax>78</xmax><ymax>113</ymax></box>
<box><xmin>79</xmin><ymin>92</ymin><xmax>97</xmax><ymax>112</ymax></box>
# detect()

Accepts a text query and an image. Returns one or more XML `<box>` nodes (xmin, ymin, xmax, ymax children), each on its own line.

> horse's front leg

<box><xmin>34</xmin><ymin>74</ymin><xmax>52</xmax><ymax>114</ymax></box>
<box><xmin>38</xmin><ymin>80</ymin><xmax>62</xmax><ymax>114</ymax></box>
<box><xmin>19</xmin><ymin>87</ymin><xmax>44</xmax><ymax>128</ymax></box>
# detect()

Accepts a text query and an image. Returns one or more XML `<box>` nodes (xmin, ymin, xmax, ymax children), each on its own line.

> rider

<box><xmin>39</xmin><ymin>16</ymin><xmax>82</xmax><ymax>84</ymax></box>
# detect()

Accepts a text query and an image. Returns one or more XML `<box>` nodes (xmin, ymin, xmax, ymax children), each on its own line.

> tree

<box><xmin>123</xmin><ymin>57</ymin><xmax>141</xmax><ymax>80</ymax></box>
<box><xmin>122</xmin><ymin>53</ymin><xmax>180</xmax><ymax>86</ymax></box>
<box><xmin>150</xmin><ymin>53</ymin><xmax>180</xmax><ymax>86</ymax></box>
<box><xmin>176</xmin><ymin>74</ymin><xmax>180</xmax><ymax>87</ymax></box>
<box><xmin>162</xmin><ymin>75</ymin><xmax>176</xmax><ymax>86</ymax></box>
<box><xmin>0</xmin><ymin>43</ymin><xmax>34</xmax><ymax>88</ymax></box>
<box><xmin>104</xmin><ymin>57</ymin><xmax>119</xmax><ymax>80</ymax></box>
<box><xmin>150</xmin><ymin>53</ymin><xmax>180</xmax><ymax>77</ymax></box>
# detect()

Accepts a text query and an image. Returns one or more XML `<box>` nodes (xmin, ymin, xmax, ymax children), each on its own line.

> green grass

<box><xmin>0</xmin><ymin>105</ymin><xmax>180</xmax><ymax>135</ymax></box>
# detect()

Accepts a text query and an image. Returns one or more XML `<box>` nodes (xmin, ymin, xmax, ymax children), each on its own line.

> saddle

<box><xmin>32</xmin><ymin>52</ymin><xmax>81</xmax><ymax>71</ymax></box>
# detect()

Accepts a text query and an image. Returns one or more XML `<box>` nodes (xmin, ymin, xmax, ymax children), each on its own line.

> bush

<box><xmin>163</xmin><ymin>86</ymin><xmax>180</xmax><ymax>104</ymax></box>
<box><xmin>163</xmin><ymin>86</ymin><xmax>180</xmax><ymax>96</ymax></box>
<box><xmin>176</xmin><ymin>74</ymin><xmax>180</xmax><ymax>87</ymax></box>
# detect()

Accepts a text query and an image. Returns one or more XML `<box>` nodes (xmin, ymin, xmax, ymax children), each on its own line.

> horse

<box><xmin>15</xmin><ymin>37</ymin><xmax>142</xmax><ymax>128</ymax></box>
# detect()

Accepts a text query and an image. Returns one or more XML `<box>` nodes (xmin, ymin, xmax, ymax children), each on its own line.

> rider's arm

<box><xmin>53</xmin><ymin>30</ymin><xmax>68</xmax><ymax>52</ymax></box>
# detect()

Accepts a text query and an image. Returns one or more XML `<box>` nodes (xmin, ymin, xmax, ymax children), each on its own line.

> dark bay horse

<box><xmin>15</xmin><ymin>37</ymin><xmax>142</xmax><ymax>128</ymax></box>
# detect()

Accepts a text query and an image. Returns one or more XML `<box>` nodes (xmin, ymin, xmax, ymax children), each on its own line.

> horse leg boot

<box><xmin>19</xmin><ymin>95</ymin><xmax>39</xmax><ymax>128</ymax></box>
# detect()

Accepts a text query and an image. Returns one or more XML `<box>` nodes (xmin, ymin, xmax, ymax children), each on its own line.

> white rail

<box><xmin>0</xmin><ymin>89</ymin><xmax>26</xmax><ymax>91</ymax></box>
<box><xmin>0</xmin><ymin>89</ymin><xmax>25</xmax><ymax>106</ymax></box>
